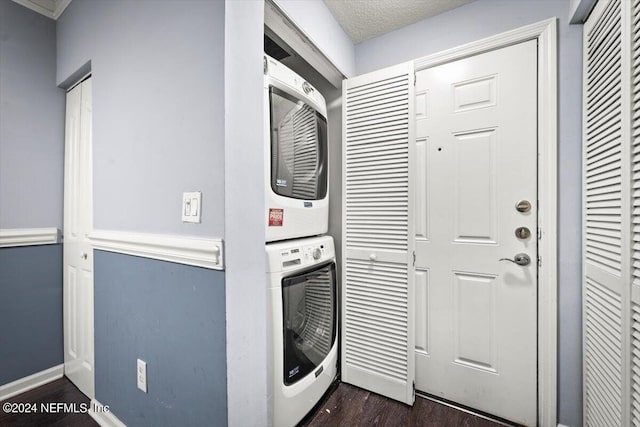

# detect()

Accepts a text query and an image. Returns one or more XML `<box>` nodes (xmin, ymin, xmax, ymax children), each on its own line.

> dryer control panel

<box><xmin>266</xmin><ymin>236</ymin><xmax>335</xmax><ymax>273</ymax></box>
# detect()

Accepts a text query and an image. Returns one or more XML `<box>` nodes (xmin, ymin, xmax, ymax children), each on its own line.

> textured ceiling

<box><xmin>323</xmin><ymin>0</ymin><xmax>476</xmax><ymax>44</ymax></box>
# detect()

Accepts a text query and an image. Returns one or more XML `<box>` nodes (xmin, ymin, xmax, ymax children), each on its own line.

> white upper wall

<box><xmin>0</xmin><ymin>1</ymin><xmax>64</xmax><ymax>229</ymax></box>
<box><xmin>274</xmin><ymin>0</ymin><xmax>355</xmax><ymax>78</ymax></box>
<box><xmin>56</xmin><ymin>0</ymin><xmax>226</xmax><ymax>238</ymax></box>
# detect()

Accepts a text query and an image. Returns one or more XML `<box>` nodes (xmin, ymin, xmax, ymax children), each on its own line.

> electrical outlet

<box><xmin>137</xmin><ymin>359</ymin><xmax>147</xmax><ymax>393</ymax></box>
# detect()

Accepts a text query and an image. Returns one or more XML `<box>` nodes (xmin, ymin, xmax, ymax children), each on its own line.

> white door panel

<box><xmin>63</xmin><ymin>78</ymin><xmax>94</xmax><ymax>399</ymax></box>
<box><xmin>414</xmin><ymin>40</ymin><xmax>537</xmax><ymax>425</ymax></box>
<box><xmin>342</xmin><ymin>62</ymin><xmax>415</xmax><ymax>405</ymax></box>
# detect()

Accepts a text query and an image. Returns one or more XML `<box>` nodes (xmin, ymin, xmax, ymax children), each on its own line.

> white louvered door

<box><xmin>341</xmin><ymin>62</ymin><xmax>415</xmax><ymax>405</ymax></box>
<box><xmin>583</xmin><ymin>0</ymin><xmax>633</xmax><ymax>425</ymax></box>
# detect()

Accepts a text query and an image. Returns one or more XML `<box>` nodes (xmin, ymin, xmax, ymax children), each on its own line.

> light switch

<box><xmin>191</xmin><ymin>198</ymin><xmax>198</xmax><ymax>215</ymax></box>
<box><xmin>182</xmin><ymin>191</ymin><xmax>202</xmax><ymax>223</ymax></box>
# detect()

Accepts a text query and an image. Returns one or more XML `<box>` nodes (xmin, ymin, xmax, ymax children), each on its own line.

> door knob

<box><xmin>369</xmin><ymin>253</ymin><xmax>377</xmax><ymax>261</ymax></box>
<box><xmin>499</xmin><ymin>253</ymin><xmax>531</xmax><ymax>266</ymax></box>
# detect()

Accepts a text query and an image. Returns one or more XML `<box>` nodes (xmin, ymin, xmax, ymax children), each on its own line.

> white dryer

<box><xmin>264</xmin><ymin>55</ymin><xmax>329</xmax><ymax>242</ymax></box>
<box><xmin>266</xmin><ymin>235</ymin><xmax>338</xmax><ymax>426</ymax></box>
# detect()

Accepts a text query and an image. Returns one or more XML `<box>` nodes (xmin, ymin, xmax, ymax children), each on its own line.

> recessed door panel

<box><xmin>415</xmin><ymin>137</ymin><xmax>430</xmax><ymax>241</ymax></box>
<box><xmin>415</xmin><ymin>269</ymin><xmax>430</xmax><ymax>355</ymax></box>
<box><xmin>453</xmin><ymin>75</ymin><xmax>497</xmax><ymax>113</ymax></box>
<box><xmin>453</xmin><ymin>129</ymin><xmax>497</xmax><ymax>244</ymax></box>
<box><xmin>453</xmin><ymin>272</ymin><xmax>496</xmax><ymax>372</ymax></box>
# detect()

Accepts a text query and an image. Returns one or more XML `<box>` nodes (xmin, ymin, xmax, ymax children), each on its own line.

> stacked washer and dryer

<box><xmin>264</xmin><ymin>55</ymin><xmax>338</xmax><ymax>427</ymax></box>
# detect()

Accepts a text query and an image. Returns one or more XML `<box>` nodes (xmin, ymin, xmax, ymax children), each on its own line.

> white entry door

<box><xmin>63</xmin><ymin>77</ymin><xmax>94</xmax><ymax>399</ymax></box>
<box><xmin>414</xmin><ymin>40</ymin><xmax>537</xmax><ymax>425</ymax></box>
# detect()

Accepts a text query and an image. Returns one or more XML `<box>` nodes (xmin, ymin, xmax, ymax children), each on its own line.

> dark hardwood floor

<box><xmin>0</xmin><ymin>377</ymin><xmax>97</xmax><ymax>427</ymax></box>
<box><xmin>1</xmin><ymin>377</ymin><xmax>518</xmax><ymax>427</ymax></box>
<box><xmin>300</xmin><ymin>382</ymin><xmax>518</xmax><ymax>427</ymax></box>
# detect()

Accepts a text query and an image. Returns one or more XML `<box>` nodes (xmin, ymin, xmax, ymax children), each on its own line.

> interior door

<box><xmin>63</xmin><ymin>77</ymin><xmax>94</xmax><ymax>398</ymax></box>
<box><xmin>414</xmin><ymin>40</ymin><xmax>537</xmax><ymax>425</ymax></box>
<box><xmin>342</xmin><ymin>61</ymin><xmax>415</xmax><ymax>405</ymax></box>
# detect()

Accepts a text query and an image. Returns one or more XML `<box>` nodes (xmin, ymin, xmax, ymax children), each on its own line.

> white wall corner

<box><xmin>0</xmin><ymin>364</ymin><xmax>63</xmax><ymax>401</ymax></box>
<box><xmin>90</xmin><ymin>399</ymin><xmax>127</xmax><ymax>427</ymax></box>
<box><xmin>88</xmin><ymin>230</ymin><xmax>224</xmax><ymax>270</ymax></box>
<box><xmin>0</xmin><ymin>228</ymin><xmax>61</xmax><ymax>248</ymax></box>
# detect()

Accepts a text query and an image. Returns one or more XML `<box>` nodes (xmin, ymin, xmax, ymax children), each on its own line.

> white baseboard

<box><xmin>90</xmin><ymin>399</ymin><xmax>126</xmax><ymax>427</ymax></box>
<box><xmin>558</xmin><ymin>424</ymin><xmax>570</xmax><ymax>427</ymax></box>
<box><xmin>0</xmin><ymin>228</ymin><xmax>61</xmax><ymax>248</ymax></box>
<box><xmin>89</xmin><ymin>229</ymin><xmax>224</xmax><ymax>270</ymax></box>
<box><xmin>0</xmin><ymin>364</ymin><xmax>63</xmax><ymax>401</ymax></box>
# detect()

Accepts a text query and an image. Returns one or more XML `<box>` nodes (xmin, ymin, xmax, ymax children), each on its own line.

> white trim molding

<box><xmin>0</xmin><ymin>364</ymin><xmax>63</xmax><ymax>401</ymax></box>
<box><xmin>413</xmin><ymin>18</ymin><xmax>558</xmax><ymax>426</ymax></box>
<box><xmin>90</xmin><ymin>399</ymin><xmax>126</xmax><ymax>427</ymax></box>
<box><xmin>11</xmin><ymin>0</ymin><xmax>72</xmax><ymax>20</ymax></box>
<box><xmin>0</xmin><ymin>228</ymin><xmax>61</xmax><ymax>248</ymax></box>
<box><xmin>89</xmin><ymin>230</ymin><xmax>224</xmax><ymax>270</ymax></box>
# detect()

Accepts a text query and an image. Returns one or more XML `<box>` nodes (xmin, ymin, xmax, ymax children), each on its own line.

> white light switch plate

<box><xmin>182</xmin><ymin>191</ymin><xmax>202</xmax><ymax>223</ymax></box>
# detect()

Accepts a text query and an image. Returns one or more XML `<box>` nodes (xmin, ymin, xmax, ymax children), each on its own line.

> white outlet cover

<box><xmin>182</xmin><ymin>191</ymin><xmax>202</xmax><ymax>223</ymax></box>
<box><xmin>137</xmin><ymin>359</ymin><xmax>147</xmax><ymax>393</ymax></box>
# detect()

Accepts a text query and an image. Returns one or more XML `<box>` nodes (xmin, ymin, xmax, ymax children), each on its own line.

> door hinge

<box><xmin>414</xmin><ymin>73</ymin><xmax>416</xmax><ymax>85</ymax></box>
<box><xmin>538</xmin><ymin>255</ymin><xmax>542</xmax><ymax>268</ymax></box>
<box><xmin>537</xmin><ymin>228</ymin><xmax>542</xmax><ymax>240</ymax></box>
<box><xmin>412</xmin><ymin>251</ymin><xmax>416</xmax><ymax>267</ymax></box>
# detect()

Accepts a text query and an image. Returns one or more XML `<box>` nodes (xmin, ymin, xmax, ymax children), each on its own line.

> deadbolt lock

<box><xmin>515</xmin><ymin>200</ymin><xmax>532</xmax><ymax>213</ymax></box>
<box><xmin>515</xmin><ymin>227</ymin><xmax>531</xmax><ymax>239</ymax></box>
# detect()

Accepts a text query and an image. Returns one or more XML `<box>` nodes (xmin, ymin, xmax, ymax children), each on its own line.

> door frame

<box><xmin>413</xmin><ymin>18</ymin><xmax>558</xmax><ymax>426</ymax></box>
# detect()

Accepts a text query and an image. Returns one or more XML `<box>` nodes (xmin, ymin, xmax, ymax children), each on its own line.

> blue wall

<box><xmin>354</xmin><ymin>2</ymin><xmax>583</xmax><ymax>426</ymax></box>
<box><xmin>94</xmin><ymin>250</ymin><xmax>227</xmax><ymax>426</ymax></box>
<box><xmin>0</xmin><ymin>245</ymin><xmax>63</xmax><ymax>384</ymax></box>
<box><xmin>0</xmin><ymin>0</ymin><xmax>64</xmax><ymax>228</ymax></box>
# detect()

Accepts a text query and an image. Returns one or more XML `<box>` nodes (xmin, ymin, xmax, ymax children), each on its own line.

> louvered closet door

<box><xmin>583</xmin><ymin>0</ymin><xmax>630</xmax><ymax>425</ymax></box>
<box><xmin>342</xmin><ymin>61</ymin><xmax>415</xmax><ymax>405</ymax></box>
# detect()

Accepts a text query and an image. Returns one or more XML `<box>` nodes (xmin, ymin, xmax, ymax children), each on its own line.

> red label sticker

<box><xmin>268</xmin><ymin>208</ymin><xmax>284</xmax><ymax>227</ymax></box>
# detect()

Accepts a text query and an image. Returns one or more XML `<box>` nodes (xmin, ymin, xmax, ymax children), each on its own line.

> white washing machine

<box><xmin>264</xmin><ymin>54</ymin><xmax>329</xmax><ymax>242</ymax></box>
<box><xmin>266</xmin><ymin>235</ymin><xmax>338</xmax><ymax>426</ymax></box>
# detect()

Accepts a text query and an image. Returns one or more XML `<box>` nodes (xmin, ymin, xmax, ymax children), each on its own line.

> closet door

<box><xmin>341</xmin><ymin>62</ymin><xmax>415</xmax><ymax>404</ymax></box>
<box><xmin>583</xmin><ymin>0</ymin><xmax>630</xmax><ymax>425</ymax></box>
